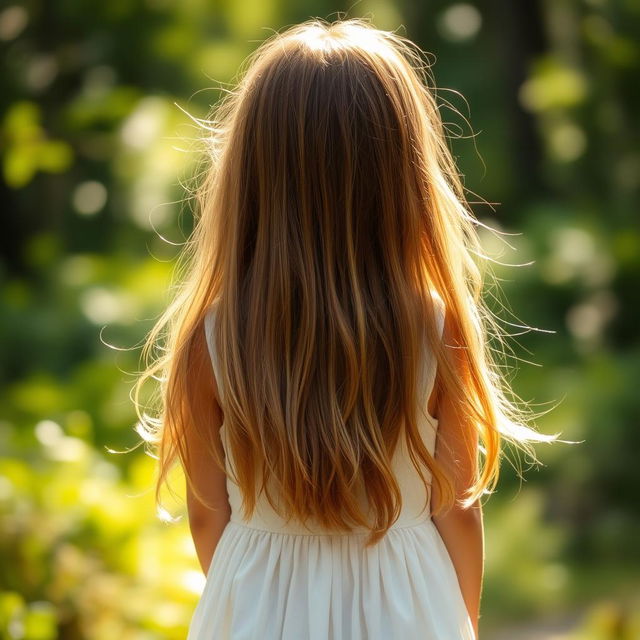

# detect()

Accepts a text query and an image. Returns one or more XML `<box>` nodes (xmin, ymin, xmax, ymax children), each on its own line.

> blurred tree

<box><xmin>1</xmin><ymin>0</ymin><xmax>639</xmax><ymax>637</ymax></box>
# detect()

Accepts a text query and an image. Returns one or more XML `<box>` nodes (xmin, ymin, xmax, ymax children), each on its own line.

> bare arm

<box><xmin>429</xmin><ymin>311</ymin><xmax>484</xmax><ymax>638</ymax></box>
<box><xmin>185</xmin><ymin>320</ymin><xmax>232</xmax><ymax>575</ymax></box>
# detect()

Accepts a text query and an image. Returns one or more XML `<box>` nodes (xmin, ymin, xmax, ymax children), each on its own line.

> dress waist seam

<box><xmin>227</xmin><ymin>514</ymin><xmax>433</xmax><ymax>537</ymax></box>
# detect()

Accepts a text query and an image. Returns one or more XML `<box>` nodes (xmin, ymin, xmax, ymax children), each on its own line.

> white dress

<box><xmin>187</xmin><ymin>300</ymin><xmax>477</xmax><ymax>640</ymax></box>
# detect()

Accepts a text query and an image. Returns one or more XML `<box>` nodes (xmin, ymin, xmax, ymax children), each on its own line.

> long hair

<box><xmin>133</xmin><ymin>18</ymin><xmax>561</xmax><ymax>547</ymax></box>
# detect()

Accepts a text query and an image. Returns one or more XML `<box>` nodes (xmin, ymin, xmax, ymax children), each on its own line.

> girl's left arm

<box><xmin>185</xmin><ymin>320</ymin><xmax>232</xmax><ymax>575</ymax></box>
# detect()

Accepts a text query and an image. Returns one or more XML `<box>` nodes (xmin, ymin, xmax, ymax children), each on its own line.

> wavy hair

<box><xmin>133</xmin><ymin>18</ymin><xmax>561</xmax><ymax>546</ymax></box>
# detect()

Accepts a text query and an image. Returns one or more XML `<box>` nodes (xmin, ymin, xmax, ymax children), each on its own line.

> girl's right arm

<box><xmin>430</xmin><ymin>312</ymin><xmax>484</xmax><ymax>639</ymax></box>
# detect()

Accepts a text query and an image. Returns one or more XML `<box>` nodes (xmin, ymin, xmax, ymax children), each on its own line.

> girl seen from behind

<box><xmin>133</xmin><ymin>17</ymin><xmax>561</xmax><ymax>640</ymax></box>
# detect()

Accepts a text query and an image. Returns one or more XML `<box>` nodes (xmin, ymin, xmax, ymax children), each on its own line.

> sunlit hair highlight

<box><xmin>133</xmin><ymin>18</ymin><xmax>562</xmax><ymax>547</ymax></box>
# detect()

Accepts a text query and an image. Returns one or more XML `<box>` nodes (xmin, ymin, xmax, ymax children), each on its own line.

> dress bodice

<box><xmin>203</xmin><ymin>297</ymin><xmax>446</xmax><ymax>536</ymax></box>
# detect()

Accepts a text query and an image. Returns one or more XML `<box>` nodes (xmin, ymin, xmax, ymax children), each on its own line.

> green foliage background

<box><xmin>1</xmin><ymin>1</ymin><xmax>638</xmax><ymax>638</ymax></box>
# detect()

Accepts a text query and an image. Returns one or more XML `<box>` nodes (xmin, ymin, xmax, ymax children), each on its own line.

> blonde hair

<box><xmin>133</xmin><ymin>18</ymin><xmax>561</xmax><ymax>547</ymax></box>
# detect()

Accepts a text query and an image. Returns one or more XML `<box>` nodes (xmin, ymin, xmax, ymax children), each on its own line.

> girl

<box><xmin>134</xmin><ymin>17</ymin><xmax>561</xmax><ymax>640</ymax></box>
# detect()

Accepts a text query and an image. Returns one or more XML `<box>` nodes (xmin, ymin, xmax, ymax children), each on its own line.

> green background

<box><xmin>1</xmin><ymin>0</ymin><xmax>638</xmax><ymax>638</ymax></box>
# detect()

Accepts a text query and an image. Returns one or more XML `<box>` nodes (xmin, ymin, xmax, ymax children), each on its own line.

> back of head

<box><xmin>135</xmin><ymin>18</ymin><xmax>560</xmax><ymax>547</ymax></box>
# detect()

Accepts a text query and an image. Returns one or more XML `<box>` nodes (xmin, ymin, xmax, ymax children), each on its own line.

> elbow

<box><xmin>433</xmin><ymin>498</ymin><xmax>483</xmax><ymax>528</ymax></box>
<box><xmin>188</xmin><ymin>511</ymin><xmax>212</xmax><ymax>533</ymax></box>
<box><xmin>189</xmin><ymin>501</ymin><xmax>231</xmax><ymax>532</ymax></box>
<box><xmin>188</xmin><ymin>502</ymin><xmax>216</xmax><ymax>530</ymax></box>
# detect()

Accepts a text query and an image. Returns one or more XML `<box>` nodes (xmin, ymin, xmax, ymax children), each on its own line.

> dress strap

<box><xmin>420</xmin><ymin>293</ymin><xmax>446</xmax><ymax>408</ymax></box>
<box><xmin>203</xmin><ymin>303</ymin><xmax>225</xmax><ymax>404</ymax></box>
<box><xmin>428</xmin><ymin>291</ymin><xmax>446</xmax><ymax>340</ymax></box>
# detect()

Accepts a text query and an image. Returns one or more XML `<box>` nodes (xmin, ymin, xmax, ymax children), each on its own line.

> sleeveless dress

<box><xmin>187</xmin><ymin>298</ymin><xmax>477</xmax><ymax>640</ymax></box>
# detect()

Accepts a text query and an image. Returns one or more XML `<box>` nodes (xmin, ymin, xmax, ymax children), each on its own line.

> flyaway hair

<box><xmin>133</xmin><ymin>18</ymin><xmax>562</xmax><ymax>547</ymax></box>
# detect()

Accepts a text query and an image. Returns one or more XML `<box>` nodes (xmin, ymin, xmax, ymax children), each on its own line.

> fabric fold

<box><xmin>187</xmin><ymin>520</ymin><xmax>476</xmax><ymax>640</ymax></box>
